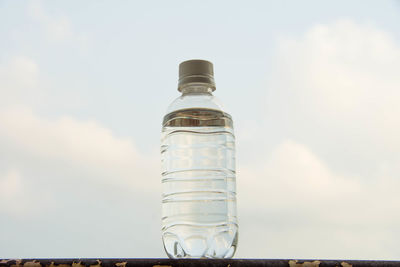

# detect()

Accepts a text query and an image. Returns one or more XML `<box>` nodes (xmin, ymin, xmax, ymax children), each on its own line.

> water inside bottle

<box><xmin>161</xmin><ymin>108</ymin><xmax>238</xmax><ymax>258</ymax></box>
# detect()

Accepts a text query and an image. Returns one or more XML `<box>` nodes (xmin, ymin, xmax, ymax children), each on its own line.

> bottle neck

<box><xmin>180</xmin><ymin>85</ymin><xmax>214</xmax><ymax>96</ymax></box>
<box><xmin>166</xmin><ymin>84</ymin><xmax>222</xmax><ymax>114</ymax></box>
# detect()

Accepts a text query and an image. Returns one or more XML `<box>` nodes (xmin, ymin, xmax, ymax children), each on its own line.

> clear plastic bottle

<box><xmin>161</xmin><ymin>60</ymin><xmax>238</xmax><ymax>258</ymax></box>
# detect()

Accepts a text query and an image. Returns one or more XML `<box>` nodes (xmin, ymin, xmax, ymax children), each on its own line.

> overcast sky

<box><xmin>1</xmin><ymin>0</ymin><xmax>400</xmax><ymax>260</ymax></box>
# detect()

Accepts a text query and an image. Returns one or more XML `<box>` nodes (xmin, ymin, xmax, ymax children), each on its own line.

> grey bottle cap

<box><xmin>178</xmin><ymin>59</ymin><xmax>216</xmax><ymax>92</ymax></box>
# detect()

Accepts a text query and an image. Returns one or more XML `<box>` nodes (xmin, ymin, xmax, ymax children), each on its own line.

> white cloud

<box><xmin>235</xmin><ymin>20</ymin><xmax>400</xmax><ymax>259</ymax></box>
<box><xmin>0</xmin><ymin>169</ymin><xmax>27</xmax><ymax>216</ymax></box>
<box><xmin>0</xmin><ymin>56</ymin><xmax>42</xmax><ymax>106</ymax></box>
<box><xmin>27</xmin><ymin>0</ymin><xmax>87</xmax><ymax>45</ymax></box>
<box><xmin>0</xmin><ymin>169</ymin><xmax>55</xmax><ymax>218</ymax></box>
<box><xmin>0</xmin><ymin>107</ymin><xmax>163</xmax><ymax>256</ymax></box>
<box><xmin>268</xmin><ymin>19</ymin><xmax>400</xmax><ymax>164</ymax></box>
<box><xmin>0</xmin><ymin>107</ymin><xmax>159</xmax><ymax>191</ymax></box>
<box><xmin>0</xmin><ymin>170</ymin><xmax>23</xmax><ymax>202</ymax></box>
<box><xmin>2</xmin><ymin>56</ymin><xmax>38</xmax><ymax>89</ymax></box>
<box><xmin>28</xmin><ymin>0</ymin><xmax>72</xmax><ymax>41</ymax></box>
<box><xmin>237</xmin><ymin>140</ymin><xmax>400</xmax><ymax>259</ymax></box>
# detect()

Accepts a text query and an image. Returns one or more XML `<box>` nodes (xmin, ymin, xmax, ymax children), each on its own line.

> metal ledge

<box><xmin>1</xmin><ymin>259</ymin><xmax>399</xmax><ymax>267</ymax></box>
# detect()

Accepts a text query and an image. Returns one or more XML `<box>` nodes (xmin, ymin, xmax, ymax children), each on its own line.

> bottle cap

<box><xmin>178</xmin><ymin>59</ymin><xmax>216</xmax><ymax>92</ymax></box>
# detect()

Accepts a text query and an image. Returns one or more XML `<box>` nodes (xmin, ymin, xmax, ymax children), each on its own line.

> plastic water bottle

<box><xmin>161</xmin><ymin>60</ymin><xmax>238</xmax><ymax>258</ymax></box>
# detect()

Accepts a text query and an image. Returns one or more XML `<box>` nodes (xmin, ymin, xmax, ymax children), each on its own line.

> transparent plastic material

<box><xmin>161</xmin><ymin>85</ymin><xmax>238</xmax><ymax>258</ymax></box>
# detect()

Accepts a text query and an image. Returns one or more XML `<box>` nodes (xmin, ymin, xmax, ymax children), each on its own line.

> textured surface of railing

<box><xmin>1</xmin><ymin>259</ymin><xmax>399</xmax><ymax>267</ymax></box>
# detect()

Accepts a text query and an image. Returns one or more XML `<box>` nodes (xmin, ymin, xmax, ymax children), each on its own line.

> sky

<box><xmin>1</xmin><ymin>0</ymin><xmax>400</xmax><ymax>260</ymax></box>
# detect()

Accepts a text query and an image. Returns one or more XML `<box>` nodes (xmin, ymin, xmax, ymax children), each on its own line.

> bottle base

<box><xmin>162</xmin><ymin>226</ymin><xmax>238</xmax><ymax>259</ymax></box>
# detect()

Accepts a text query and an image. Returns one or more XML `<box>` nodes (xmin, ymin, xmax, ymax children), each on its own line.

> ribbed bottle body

<box><xmin>161</xmin><ymin>108</ymin><xmax>237</xmax><ymax>258</ymax></box>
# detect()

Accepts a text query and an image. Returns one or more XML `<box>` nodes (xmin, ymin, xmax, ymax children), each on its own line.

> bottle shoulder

<box><xmin>166</xmin><ymin>93</ymin><xmax>226</xmax><ymax>114</ymax></box>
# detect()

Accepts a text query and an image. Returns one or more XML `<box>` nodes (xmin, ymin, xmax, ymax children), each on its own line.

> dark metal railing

<box><xmin>1</xmin><ymin>259</ymin><xmax>400</xmax><ymax>267</ymax></box>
